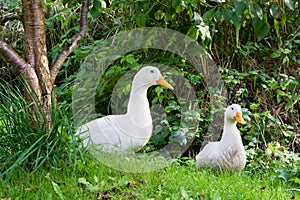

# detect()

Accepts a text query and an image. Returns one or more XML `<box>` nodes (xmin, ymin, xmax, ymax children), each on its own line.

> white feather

<box><xmin>76</xmin><ymin>66</ymin><xmax>173</xmax><ymax>153</ymax></box>
<box><xmin>196</xmin><ymin>104</ymin><xmax>246</xmax><ymax>171</ymax></box>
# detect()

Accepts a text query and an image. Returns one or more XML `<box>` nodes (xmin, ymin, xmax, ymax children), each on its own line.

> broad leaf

<box><xmin>223</xmin><ymin>9</ymin><xmax>233</xmax><ymax>24</ymax></box>
<box><xmin>234</xmin><ymin>0</ymin><xmax>247</xmax><ymax>15</ymax></box>
<box><xmin>90</xmin><ymin>0</ymin><xmax>102</xmax><ymax>19</ymax></box>
<box><xmin>203</xmin><ymin>8</ymin><xmax>216</xmax><ymax>24</ymax></box>
<box><xmin>231</xmin><ymin>13</ymin><xmax>244</xmax><ymax>27</ymax></box>
<box><xmin>253</xmin><ymin>17</ymin><xmax>269</xmax><ymax>41</ymax></box>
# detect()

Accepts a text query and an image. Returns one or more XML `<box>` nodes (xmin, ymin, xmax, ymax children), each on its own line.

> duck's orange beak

<box><xmin>235</xmin><ymin>112</ymin><xmax>246</xmax><ymax>124</ymax></box>
<box><xmin>157</xmin><ymin>77</ymin><xmax>174</xmax><ymax>90</ymax></box>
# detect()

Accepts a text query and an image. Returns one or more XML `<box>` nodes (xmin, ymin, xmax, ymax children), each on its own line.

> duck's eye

<box><xmin>231</xmin><ymin>107</ymin><xmax>234</xmax><ymax>110</ymax></box>
<box><xmin>150</xmin><ymin>70</ymin><xmax>154</xmax><ymax>73</ymax></box>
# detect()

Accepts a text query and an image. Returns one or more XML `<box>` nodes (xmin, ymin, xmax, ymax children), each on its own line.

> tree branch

<box><xmin>0</xmin><ymin>14</ymin><xmax>23</xmax><ymax>25</ymax></box>
<box><xmin>50</xmin><ymin>0</ymin><xmax>89</xmax><ymax>84</ymax></box>
<box><xmin>0</xmin><ymin>38</ymin><xmax>29</xmax><ymax>72</ymax></box>
<box><xmin>0</xmin><ymin>38</ymin><xmax>42</xmax><ymax>100</ymax></box>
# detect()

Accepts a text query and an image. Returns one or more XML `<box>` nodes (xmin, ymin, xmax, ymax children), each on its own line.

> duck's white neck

<box><xmin>220</xmin><ymin>119</ymin><xmax>242</xmax><ymax>144</ymax></box>
<box><xmin>126</xmin><ymin>81</ymin><xmax>152</xmax><ymax>127</ymax></box>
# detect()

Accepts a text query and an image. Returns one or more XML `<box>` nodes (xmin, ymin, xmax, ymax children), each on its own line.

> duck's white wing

<box><xmin>77</xmin><ymin>114</ymin><xmax>152</xmax><ymax>152</ymax></box>
<box><xmin>196</xmin><ymin>142</ymin><xmax>246</xmax><ymax>170</ymax></box>
<box><xmin>77</xmin><ymin>115</ymin><xmax>123</xmax><ymax>150</ymax></box>
<box><xmin>196</xmin><ymin>142</ymin><xmax>220</xmax><ymax>168</ymax></box>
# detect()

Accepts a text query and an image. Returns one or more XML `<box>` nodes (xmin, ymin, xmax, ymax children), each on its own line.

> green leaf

<box><xmin>270</xmin><ymin>49</ymin><xmax>282</xmax><ymax>58</ymax></box>
<box><xmin>282</xmin><ymin>56</ymin><xmax>289</xmax><ymax>65</ymax></box>
<box><xmin>214</xmin><ymin>9</ymin><xmax>222</xmax><ymax>22</ymax></box>
<box><xmin>175</xmin><ymin>0</ymin><xmax>184</xmax><ymax>14</ymax></box>
<box><xmin>223</xmin><ymin>9</ymin><xmax>233</xmax><ymax>24</ymax></box>
<box><xmin>203</xmin><ymin>8</ymin><xmax>215</xmax><ymax>24</ymax></box>
<box><xmin>276</xmin><ymin>169</ymin><xmax>291</xmax><ymax>181</ymax></box>
<box><xmin>231</xmin><ymin>13</ymin><xmax>244</xmax><ymax>27</ymax></box>
<box><xmin>231</xmin><ymin>0</ymin><xmax>247</xmax><ymax>26</ymax></box>
<box><xmin>274</xmin><ymin>19</ymin><xmax>280</xmax><ymax>37</ymax></box>
<box><xmin>234</xmin><ymin>0</ymin><xmax>246</xmax><ymax>15</ymax></box>
<box><xmin>283</xmin><ymin>49</ymin><xmax>292</xmax><ymax>54</ymax></box>
<box><xmin>78</xmin><ymin>177</ymin><xmax>90</xmax><ymax>185</ymax></box>
<box><xmin>135</xmin><ymin>13</ymin><xmax>148</xmax><ymax>27</ymax></box>
<box><xmin>78</xmin><ymin>177</ymin><xmax>101</xmax><ymax>191</ymax></box>
<box><xmin>91</xmin><ymin>0</ymin><xmax>102</xmax><ymax>19</ymax></box>
<box><xmin>290</xmin><ymin>177</ymin><xmax>300</xmax><ymax>184</ymax></box>
<box><xmin>252</xmin><ymin>18</ymin><xmax>269</xmax><ymax>41</ymax></box>
<box><xmin>165</xmin><ymin>9</ymin><xmax>173</xmax><ymax>22</ymax></box>
<box><xmin>52</xmin><ymin>181</ymin><xmax>65</xmax><ymax>200</ymax></box>
<box><xmin>187</xmin><ymin>25</ymin><xmax>199</xmax><ymax>40</ymax></box>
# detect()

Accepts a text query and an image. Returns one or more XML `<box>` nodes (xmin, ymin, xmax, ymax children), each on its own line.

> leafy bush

<box><xmin>0</xmin><ymin>0</ymin><xmax>299</xmax><ymax>178</ymax></box>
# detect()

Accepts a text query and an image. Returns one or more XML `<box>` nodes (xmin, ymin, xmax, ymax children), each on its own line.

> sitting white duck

<box><xmin>196</xmin><ymin>104</ymin><xmax>247</xmax><ymax>171</ymax></box>
<box><xmin>77</xmin><ymin>66</ymin><xmax>173</xmax><ymax>152</ymax></box>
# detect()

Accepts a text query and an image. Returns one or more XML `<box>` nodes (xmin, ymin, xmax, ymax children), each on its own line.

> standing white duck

<box><xmin>196</xmin><ymin>104</ymin><xmax>247</xmax><ymax>171</ymax></box>
<box><xmin>77</xmin><ymin>66</ymin><xmax>174</xmax><ymax>152</ymax></box>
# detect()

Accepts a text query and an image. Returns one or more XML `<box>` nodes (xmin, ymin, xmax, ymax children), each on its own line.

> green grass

<box><xmin>0</xmin><ymin>81</ymin><xmax>79</xmax><ymax>180</ymax></box>
<box><xmin>0</xmin><ymin>157</ymin><xmax>299</xmax><ymax>200</ymax></box>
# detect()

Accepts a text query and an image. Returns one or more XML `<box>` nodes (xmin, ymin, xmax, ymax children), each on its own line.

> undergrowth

<box><xmin>0</xmin><ymin>81</ymin><xmax>80</xmax><ymax>180</ymax></box>
<box><xmin>0</xmin><ymin>0</ymin><xmax>299</xmax><ymax>197</ymax></box>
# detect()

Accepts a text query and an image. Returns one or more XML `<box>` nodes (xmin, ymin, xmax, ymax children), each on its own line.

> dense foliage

<box><xmin>0</xmin><ymin>0</ymin><xmax>299</xmax><ymax>184</ymax></box>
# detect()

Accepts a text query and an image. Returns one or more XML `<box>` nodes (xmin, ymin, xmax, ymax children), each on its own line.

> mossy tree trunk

<box><xmin>0</xmin><ymin>0</ymin><xmax>89</xmax><ymax>131</ymax></box>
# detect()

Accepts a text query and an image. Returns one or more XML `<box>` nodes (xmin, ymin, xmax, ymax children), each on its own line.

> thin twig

<box><xmin>50</xmin><ymin>0</ymin><xmax>89</xmax><ymax>84</ymax></box>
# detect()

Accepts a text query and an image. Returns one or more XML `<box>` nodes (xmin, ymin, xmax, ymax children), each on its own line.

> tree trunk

<box><xmin>0</xmin><ymin>0</ymin><xmax>89</xmax><ymax>132</ymax></box>
<box><xmin>22</xmin><ymin>0</ymin><xmax>52</xmax><ymax>129</ymax></box>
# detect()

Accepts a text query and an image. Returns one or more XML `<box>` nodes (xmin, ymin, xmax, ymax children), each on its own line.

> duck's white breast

<box><xmin>220</xmin><ymin>145</ymin><xmax>246</xmax><ymax>170</ymax></box>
